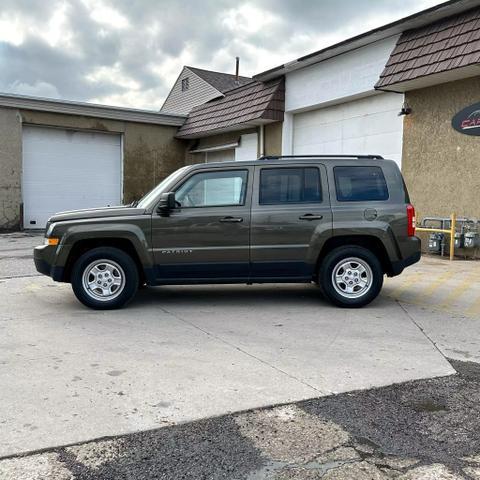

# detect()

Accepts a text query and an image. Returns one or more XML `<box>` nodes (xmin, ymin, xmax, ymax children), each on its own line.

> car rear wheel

<box><xmin>318</xmin><ymin>246</ymin><xmax>383</xmax><ymax>308</ymax></box>
<box><xmin>71</xmin><ymin>247</ymin><xmax>139</xmax><ymax>310</ymax></box>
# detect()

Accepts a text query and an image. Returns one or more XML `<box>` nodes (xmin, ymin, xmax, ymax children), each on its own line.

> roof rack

<box><xmin>258</xmin><ymin>154</ymin><xmax>384</xmax><ymax>160</ymax></box>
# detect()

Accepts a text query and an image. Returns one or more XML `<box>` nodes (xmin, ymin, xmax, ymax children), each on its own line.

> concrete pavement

<box><xmin>384</xmin><ymin>255</ymin><xmax>480</xmax><ymax>364</ymax></box>
<box><xmin>0</xmin><ymin>278</ymin><xmax>455</xmax><ymax>457</ymax></box>
<box><xmin>384</xmin><ymin>255</ymin><xmax>480</xmax><ymax>319</ymax></box>
<box><xmin>2</xmin><ymin>359</ymin><xmax>480</xmax><ymax>480</ymax></box>
<box><xmin>0</xmin><ymin>232</ymin><xmax>43</xmax><ymax>279</ymax></box>
<box><xmin>0</xmin><ymin>234</ymin><xmax>478</xmax><ymax>459</ymax></box>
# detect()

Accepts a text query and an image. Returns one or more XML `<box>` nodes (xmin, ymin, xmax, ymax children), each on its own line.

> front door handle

<box><xmin>219</xmin><ymin>216</ymin><xmax>243</xmax><ymax>223</ymax></box>
<box><xmin>299</xmin><ymin>214</ymin><xmax>323</xmax><ymax>221</ymax></box>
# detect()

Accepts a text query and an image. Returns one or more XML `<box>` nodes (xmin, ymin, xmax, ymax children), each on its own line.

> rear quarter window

<box><xmin>334</xmin><ymin>166</ymin><xmax>389</xmax><ymax>202</ymax></box>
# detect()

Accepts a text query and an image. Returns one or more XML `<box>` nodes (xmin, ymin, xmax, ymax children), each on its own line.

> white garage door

<box><xmin>22</xmin><ymin>126</ymin><xmax>122</xmax><ymax>229</ymax></box>
<box><xmin>292</xmin><ymin>93</ymin><xmax>403</xmax><ymax>165</ymax></box>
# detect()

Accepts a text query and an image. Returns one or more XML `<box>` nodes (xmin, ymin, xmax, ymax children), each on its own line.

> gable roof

<box><xmin>375</xmin><ymin>6</ymin><xmax>480</xmax><ymax>90</ymax></box>
<box><xmin>176</xmin><ymin>78</ymin><xmax>284</xmax><ymax>139</ymax></box>
<box><xmin>186</xmin><ymin>66</ymin><xmax>253</xmax><ymax>93</ymax></box>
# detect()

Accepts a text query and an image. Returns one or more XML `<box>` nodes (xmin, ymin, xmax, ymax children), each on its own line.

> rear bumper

<box><xmin>34</xmin><ymin>245</ymin><xmax>64</xmax><ymax>281</ymax></box>
<box><xmin>390</xmin><ymin>250</ymin><xmax>421</xmax><ymax>277</ymax></box>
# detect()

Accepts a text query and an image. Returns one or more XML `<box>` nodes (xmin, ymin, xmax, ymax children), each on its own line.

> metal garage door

<box><xmin>22</xmin><ymin>126</ymin><xmax>122</xmax><ymax>229</ymax></box>
<box><xmin>292</xmin><ymin>93</ymin><xmax>403</xmax><ymax>165</ymax></box>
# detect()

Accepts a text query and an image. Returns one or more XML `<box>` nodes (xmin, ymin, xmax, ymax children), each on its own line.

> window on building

<box><xmin>175</xmin><ymin>170</ymin><xmax>248</xmax><ymax>207</ymax></box>
<box><xmin>334</xmin><ymin>166</ymin><xmax>389</xmax><ymax>202</ymax></box>
<box><xmin>181</xmin><ymin>77</ymin><xmax>190</xmax><ymax>92</ymax></box>
<box><xmin>259</xmin><ymin>167</ymin><xmax>322</xmax><ymax>205</ymax></box>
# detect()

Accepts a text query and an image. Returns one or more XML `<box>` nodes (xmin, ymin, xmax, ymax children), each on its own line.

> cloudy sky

<box><xmin>0</xmin><ymin>0</ymin><xmax>444</xmax><ymax>110</ymax></box>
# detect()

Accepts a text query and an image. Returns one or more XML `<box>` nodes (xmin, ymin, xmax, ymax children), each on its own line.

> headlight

<box><xmin>45</xmin><ymin>222</ymin><xmax>60</xmax><ymax>245</ymax></box>
<box><xmin>45</xmin><ymin>222</ymin><xmax>57</xmax><ymax>238</ymax></box>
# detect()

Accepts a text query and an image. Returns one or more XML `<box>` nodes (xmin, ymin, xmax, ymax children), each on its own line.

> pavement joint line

<box><xmin>0</xmin><ymin>255</ymin><xmax>33</xmax><ymax>260</ymax></box>
<box><xmin>396</xmin><ymin>300</ymin><xmax>456</xmax><ymax>373</ymax></box>
<box><xmin>0</xmin><ymin>246</ymin><xmax>35</xmax><ymax>252</ymax></box>
<box><xmin>156</xmin><ymin>305</ymin><xmax>329</xmax><ymax>396</ymax></box>
<box><xmin>0</xmin><ymin>274</ymin><xmax>42</xmax><ymax>280</ymax></box>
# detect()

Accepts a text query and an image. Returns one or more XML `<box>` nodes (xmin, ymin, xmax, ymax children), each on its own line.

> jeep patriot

<box><xmin>34</xmin><ymin>155</ymin><xmax>420</xmax><ymax>309</ymax></box>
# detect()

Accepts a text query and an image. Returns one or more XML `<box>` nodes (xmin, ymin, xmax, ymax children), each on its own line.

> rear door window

<box><xmin>259</xmin><ymin>167</ymin><xmax>322</xmax><ymax>204</ymax></box>
<box><xmin>334</xmin><ymin>166</ymin><xmax>389</xmax><ymax>202</ymax></box>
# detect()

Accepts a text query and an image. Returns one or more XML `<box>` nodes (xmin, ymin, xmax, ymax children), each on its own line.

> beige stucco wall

<box><xmin>0</xmin><ymin>107</ymin><xmax>22</xmax><ymax>230</ymax></box>
<box><xmin>403</xmin><ymin>76</ymin><xmax>480</xmax><ymax>220</ymax></box>
<box><xmin>120</xmin><ymin>122</ymin><xmax>186</xmax><ymax>203</ymax></box>
<box><xmin>0</xmin><ymin>108</ymin><xmax>187</xmax><ymax>229</ymax></box>
<box><xmin>264</xmin><ymin>122</ymin><xmax>282</xmax><ymax>156</ymax></box>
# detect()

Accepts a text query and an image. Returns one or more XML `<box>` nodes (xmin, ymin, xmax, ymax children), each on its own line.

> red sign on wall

<box><xmin>452</xmin><ymin>102</ymin><xmax>480</xmax><ymax>136</ymax></box>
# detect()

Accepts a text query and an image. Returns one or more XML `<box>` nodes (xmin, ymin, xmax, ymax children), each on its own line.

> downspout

<box><xmin>259</xmin><ymin>124</ymin><xmax>265</xmax><ymax>158</ymax></box>
<box><xmin>375</xmin><ymin>85</ymin><xmax>405</xmax><ymax>170</ymax></box>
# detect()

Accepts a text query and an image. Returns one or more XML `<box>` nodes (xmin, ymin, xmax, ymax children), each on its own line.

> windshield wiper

<box><xmin>130</xmin><ymin>200</ymin><xmax>139</xmax><ymax>207</ymax></box>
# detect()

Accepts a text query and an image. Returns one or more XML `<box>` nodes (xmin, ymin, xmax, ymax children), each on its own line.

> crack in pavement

<box><xmin>157</xmin><ymin>305</ymin><xmax>328</xmax><ymax>396</ymax></box>
<box><xmin>397</xmin><ymin>299</ymin><xmax>456</xmax><ymax>371</ymax></box>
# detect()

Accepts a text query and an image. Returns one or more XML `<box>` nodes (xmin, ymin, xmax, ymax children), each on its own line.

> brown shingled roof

<box><xmin>376</xmin><ymin>6</ymin><xmax>480</xmax><ymax>89</ymax></box>
<box><xmin>187</xmin><ymin>67</ymin><xmax>253</xmax><ymax>93</ymax></box>
<box><xmin>176</xmin><ymin>78</ymin><xmax>284</xmax><ymax>139</ymax></box>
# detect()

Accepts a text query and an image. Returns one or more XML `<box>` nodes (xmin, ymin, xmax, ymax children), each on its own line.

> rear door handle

<box><xmin>219</xmin><ymin>216</ymin><xmax>243</xmax><ymax>223</ymax></box>
<box><xmin>299</xmin><ymin>214</ymin><xmax>323</xmax><ymax>221</ymax></box>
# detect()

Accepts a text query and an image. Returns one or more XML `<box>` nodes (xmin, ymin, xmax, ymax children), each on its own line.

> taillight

<box><xmin>407</xmin><ymin>204</ymin><xmax>416</xmax><ymax>236</ymax></box>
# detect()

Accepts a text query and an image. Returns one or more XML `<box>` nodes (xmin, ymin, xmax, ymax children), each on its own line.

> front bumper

<box><xmin>34</xmin><ymin>245</ymin><xmax>64</xmax><ymax>281</ymax></box>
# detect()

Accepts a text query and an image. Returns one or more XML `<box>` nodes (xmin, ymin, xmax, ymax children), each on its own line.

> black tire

<box><xmin>71</xmin><ymin>247</ymin><xmax>139</xmax><ymax>310</ymax></box>
<box><xmin>318</xmin><ymin>246</ymin><xmax>383</xmax><ymax>308</ymax></box>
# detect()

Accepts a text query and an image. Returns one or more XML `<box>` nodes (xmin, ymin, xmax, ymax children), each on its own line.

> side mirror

<box><xmin>157</xmin><ymin>192</ymin><xmax>176</xmax><ymax>216</ymax></box>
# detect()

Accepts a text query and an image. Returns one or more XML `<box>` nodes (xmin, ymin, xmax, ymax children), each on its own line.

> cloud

<box><xmin>0</xmin><ymin>0</ymin><xmax>444</xmax><ymax>109</ymax></box>
<box><xmin>7</xmin><ymin>81</ymin><xmax>60</xmax><ymax>98</ymax></box>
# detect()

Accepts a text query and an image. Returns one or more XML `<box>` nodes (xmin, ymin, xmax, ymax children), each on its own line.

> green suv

<box><xmin>34</xmin><ymin>155</ymin><xmax>420</xmax><ymax>309</ymax></box>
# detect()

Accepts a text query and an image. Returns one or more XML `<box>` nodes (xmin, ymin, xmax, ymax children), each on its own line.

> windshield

<box><xmin>136</xmin><ymin>166</ymin><xmax>189</xmax><ymax>209</ymax></box>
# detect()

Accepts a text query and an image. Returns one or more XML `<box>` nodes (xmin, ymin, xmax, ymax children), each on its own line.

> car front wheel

<box><xmin>318</xmin><ymin>246</ymin><xmax>383</xmax><ymax>308</ymax></box>
<box><xmin>71</xmin><ymin>247</ymin><xmax>139</xmax><ymax>310</ymax></box>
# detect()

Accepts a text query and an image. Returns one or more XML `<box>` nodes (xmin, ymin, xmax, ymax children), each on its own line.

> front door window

<box><xmin>175</xmin><ymin>170</ymin><xmax>248</xmax><ymax>207</ymax></box>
